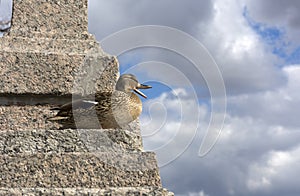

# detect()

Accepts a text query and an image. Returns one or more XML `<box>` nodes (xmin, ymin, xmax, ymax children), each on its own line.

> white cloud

<box><xmin>242</xmin><ymin>0</ymin><xmax>300</xmax><ymax>46</ymax></box>
<box><xmin>88</xmin><ymin>0</ymin><xmax>300</xmax><ymax>195</ymax></box>
<box><xmin>159</xmin><ymin>110</ymin><xmax>300</xmax><ymax>195</ymax></box>
<box><xmin>228</xmin><ymin>65</ymin><xmax>300</xmax><ymax>128</ymax></box>
<box><xmin>197</xmin><ymin>0</ymin><xmax>285</xmax><ymax>94</ymax></box>
<box><xmin>178</xmin><ymin>190</ymin><xmax>210</xmax><ymax>196</ymax></box>
<box><xmin>88</xmin><ymin>0</ymin><xmax>213</xmax><ymax>38</ymax></box>
<box><xmin>141</xmin><ymin>88</ymin><xmax>208</xmax><ymax>155</ymax></box>
<box><xmin>145</xmin><ymin>64</ymin><xmax>300</xmax><ymax>195</ymax></box>
<box><xmin>89</xmin><ymin>0</ymin><xmax>287</xmax><ymax>96</ymax></box>
<box><xmin>247</xmin><ymin>147</ymin><xmax>300</xmax><ymax>194</ymax></box>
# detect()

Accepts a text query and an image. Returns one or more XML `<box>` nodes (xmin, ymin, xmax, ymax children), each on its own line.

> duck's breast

<box><xmin>129</xmin><ymin>92</ymin><xmax>143</xmax><ymax>119</ymax></box>
<box><xmin>109</xmin><ymin>91</ymin><xmax>142</xmax><ymax>126</ymax></box>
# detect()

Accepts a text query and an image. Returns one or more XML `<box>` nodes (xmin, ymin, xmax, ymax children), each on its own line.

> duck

<box><xmin>48</xmin><ymin>74</ymin><xmax>152</xmax><ymax>129</ymax></box>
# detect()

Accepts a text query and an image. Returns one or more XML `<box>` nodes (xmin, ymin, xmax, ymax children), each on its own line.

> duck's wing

<box><xmin>48</xmin><ymin>99</ymin><xmax>98</xmax><ymax>121</ymax></box>
<box><xmin>48</xmin><ymin>92</ymin><xmax>114</xmax><ymax>121</ymax></box>
<box><xmin>51</xmin><ymin>92</ymin><xmax>114</xmax><ymax>112</ymax></box>
<box><xmin>92</xmin><ymin>92</ymin><xmax>115</xmax><ymax>114</ymax></box>
<box><xmin>49</xmin><ymin>98</ymin><xmax>98</xmax><ymax>118</ymax></box>
<box><xmin>59</xmin><ymin>99</ymin><xmax>98</xmax><ymax>111</ymax></box>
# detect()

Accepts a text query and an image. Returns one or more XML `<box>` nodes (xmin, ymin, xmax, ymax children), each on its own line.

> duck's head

<box><xmin>116</xmin><ymin>74</ymin><xmax>152</xmax><ymax>98</ymax></box>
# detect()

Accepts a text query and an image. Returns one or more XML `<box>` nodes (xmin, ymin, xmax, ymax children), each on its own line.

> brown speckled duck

<box><xmin>48</xmin><ymin>74</ymin><xmax>151</xmax><ymax>129</ymax></box>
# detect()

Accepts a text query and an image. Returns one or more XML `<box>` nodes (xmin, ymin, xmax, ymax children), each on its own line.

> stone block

<box><xmin>9</xmin><ymin>0</ymin><xmax>88</xmax><ymax>39</ymax></box>
<box><xmin>0</xmin><ymin>48</ymin><xmax>119</xmax><ymax>95</ymax></box>
<box><xmin>0</xmin><ymin>187</ymin><xmax>174</xmax><ymax>196</ymax></box>
<box><xmin>0</xmin><ymin>36</ymin><xmax>98</xmax><ymax>54</ymax></box>
<box><xmin>0</xmin><ymin>105</ymin><xmax>59</xmax><ymax>130</ymax></box>
<box><xmin>0</xmin><ymin>105</ymin><xmax>141</xmax><ymax>132</ymax></box>
<box><xmin>0</xmin><ymin>152</ymin><xmax>161</xmax><ymax>188</ymax></box>
<box><xmin>0</xmin><ymin>129</ymin><xmax>143</xmax><ymax>153</ymax></box>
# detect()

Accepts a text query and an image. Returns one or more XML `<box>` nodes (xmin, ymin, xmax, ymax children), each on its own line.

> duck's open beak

<box><xmin>134</xmin><ymin>84</ymin><xmax>152</xmax><ymax>99</ymax></box>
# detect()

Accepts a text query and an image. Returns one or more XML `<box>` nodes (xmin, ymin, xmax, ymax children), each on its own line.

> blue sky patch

<box><xmin>118</xmin><ymin>51</ymin><xmax>172</xmax><ymax>99</ymax></box>
<box><xmin>243</xmin><ymin>7</ymin><xmax>300</xmax><ymax>65</ymax></box>
<box><xmin>286</xmin><ymin>46</ymin><xmax>300</xmax><ymax>64</ymax></box>
<box><xmin>243</xmin><ymin>7</ymin><xmax>284</xmax><ymax>45</ymax></box>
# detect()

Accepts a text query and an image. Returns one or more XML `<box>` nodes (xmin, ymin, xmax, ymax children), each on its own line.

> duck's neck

<box><xmin>129</xmin><ymin>92</ymin><xmax>142</xmax><ymax>119</ymax></box>
<box><xmin>129</xmin><ymin>92</ymin><xmax>141</xmax><ymax>103</ymax></box>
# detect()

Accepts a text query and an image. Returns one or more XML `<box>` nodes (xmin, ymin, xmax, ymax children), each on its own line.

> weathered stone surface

<box><xmin>9</xmin><ymin>0</ymin><xmax>88</xmax><ymax>39</ymax></box>
<box><xmin>0</xmin><ymin>49</ymin><xmax>119</xmax><ymax>95</ymax></box>
<box><xmin>0</xmin><ymin>129</ymin><xmax>143</xmax><ymax>153</ymax></box>
<box><xmin>0</xmin><ymin>0</ymin><xmax>173</xmax><ymax>194</ymax></box>
<box><xmin>0</xmin><ymin>105</ymin><xmax>59</xmax><ymax>130</ymax></box>
<box><xmin>0</xmin><ymin>187</ymin><xmax>174</xmax><ymax>196</ymax></box>
<box><xmin>0</xmin><ymin>36</ymin><xmax>98</xmax><ymax>54</ymax></box>
<box><xmin>0</xmin><ymin>105</ymin><xmax>142</xmax><ymax>133</ymax></box>
<box><xmin>0</xmin><ymin>152</ymin><xmax>161</xmax><ymax>188</ymax></box>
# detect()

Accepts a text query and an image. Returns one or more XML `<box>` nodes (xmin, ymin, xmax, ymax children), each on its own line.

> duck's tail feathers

<box><xmin>50</xmin><ymin>107</ymin><xmax>61</xmax><ymax>111</ymax></box>
<box><xmin>47</xmin><ymin>116</ymin><xmax>69</xmax><ymax>121</ymax></box>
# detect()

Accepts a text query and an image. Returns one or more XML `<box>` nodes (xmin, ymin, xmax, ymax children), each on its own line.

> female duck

<box><xmin>48</xmin><ymin>74</ymin><xmax>151</xmax><ymax>129</ymax></box>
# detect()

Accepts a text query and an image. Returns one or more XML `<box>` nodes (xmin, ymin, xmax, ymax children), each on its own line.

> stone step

<box><xmin>0</xmin><ymin>36</ymin><xmax>99</xmax><ymax>54</ymax></box>
<box><xmin>9</xmin><ymin>0</ymin><xmax>88</xmax><ymax>39</ymax></box>
<box><xmin>0</xmin><ymin>105</ymin><xmax>140</xmax><ymax>131</ymax></box>
<box><xmin>0</xmin><ymin>152</ymin><xmax>161</xmax><ymax>188</ymax></box>
<box><xmin>0</xmin><ymin>129</ymin><xmax>143</xmax><ymax>153</ymax></box>
<box><xmin>0</xmin><ymin>187</ymin><xmax>174</xmax><ymax>196</ymax></box>
<box><xmin>8</xmin><ymin>31</ymin><xmax>93</xmax><ymax>40</ymax></box>
<box><xmin>0</xmin><ymin>50</ymin><xmax>118</xmax><ymax>95</ymax></box>
<box><xmin>0</xmin><ymin>105</ymin><xmax>59</xmax><ymax>131</ymax></box>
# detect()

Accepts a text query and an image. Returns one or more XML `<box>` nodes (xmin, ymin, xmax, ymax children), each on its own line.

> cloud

<box><xmin>90</xmin><ymin>0</ymin><xmax>287</xmax><ymax>95</ymax></box>
<box><xmin>228</xmin><ymin>65</ymin><xmax>300</xmax><ymax>128</ymax></box>
<box><xmin>141</xmin><ymin>88</ymin><xmax>209</xmax><ymax>166</ymax></box>
<box><xmin>242</xmin><ymin>0</ymin><xmax>300</xmax><ymax>64</ymax></box>
<box><xmin>242</xmin><ymin>0</ymin><xmax>300</xmax><ymax>43</ymax></box>
<box><xmin>88</xmin><ymin>0</ymin><xmax>213</xmax><ymax>38</ymax></box>
<box><xmin>88</xmin><ymin>0</ymin><xmax>300</xmax><ymax>195</ymax></box>
<box><xmin>178</xmin><ymin>190</ymin><xmax>210</xmax><ymax>196</ymax></box>
<box><xmin>158</xmin><ymin>110</ymin><xmax>300</xmax><ymax>196</ymax></box>
<box><xmin>141</xmin><ymin>66</ymin><xmax>300</xmax><ymax>195</ymax></box>
<box><xmin>197</xmin><ymin>0</ymin><xmax>286</xmax><ymax>94</ymax></box>
<box><xmin>247</xmin><ymin>146</ymin><xmax>300</xmax><ymax>195</ymax></box>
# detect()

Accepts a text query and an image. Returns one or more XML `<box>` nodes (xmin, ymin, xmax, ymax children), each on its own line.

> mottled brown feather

<box><xmin>48</xmin><ymin>91</ymin><xmax>143</xmax><ymax>129</ymax></box>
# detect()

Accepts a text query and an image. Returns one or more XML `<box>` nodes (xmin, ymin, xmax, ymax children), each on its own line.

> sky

<box><xmin>0</xmin><ymin>0</ymin><xmax>12</xmax><ymax>36</ymax></box>
<box><xmin>88</xmin><ymin>0</ymin><xmax>300</xmax><ymax>195</ymax></box>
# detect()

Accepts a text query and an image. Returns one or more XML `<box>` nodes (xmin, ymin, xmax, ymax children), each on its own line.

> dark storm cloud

<box><xmin>228</xmin><ymin>66</ymin><xmax>300</xmax><ymax>128</ymax></box>
<box><xmin>88</xmin><ymin>0</ymin><xmax>213</xmax><ymax>39</ymax></box>
<box><xmin>244</xmin><ymin>0</ymin><xmax>300</xmax><ymax>45</ymax></box>
<box><xmin>88</xmin><ymin>0</ymin><xmax>287</xmax><ymax>96</ymax></box>
<box><xmin>244</xmin><ymin>0</ymin><xmax>300</xmax><ymax>29</ymax></box>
